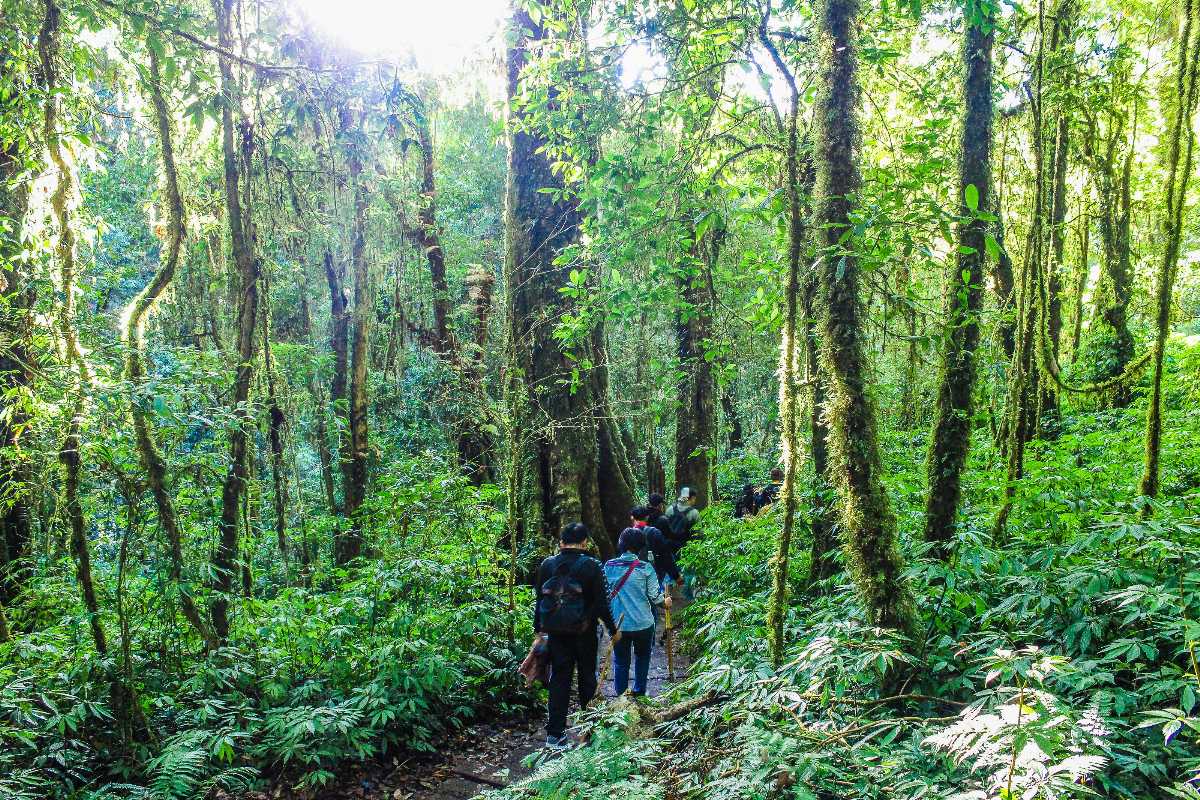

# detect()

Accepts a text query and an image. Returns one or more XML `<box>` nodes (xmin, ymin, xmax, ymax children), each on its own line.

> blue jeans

<box><xmin>613</xmin><ymin>626</ymin><xmax>654</xmax><ymax>695</ymax></box>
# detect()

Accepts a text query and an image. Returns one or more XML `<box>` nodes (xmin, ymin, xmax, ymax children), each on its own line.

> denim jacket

<box><xmin>603</xmin><ymin>552</ymin><xmax>664</xmax><ymax>632</ymax></box>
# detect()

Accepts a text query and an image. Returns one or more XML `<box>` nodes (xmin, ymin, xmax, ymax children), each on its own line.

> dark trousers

<box><xmin>546</xmin><ymin>628</ymin><xmax>599</xmax><ymax>736</ymax></box>
<box><xmin>612</xmin><ymin>626</ymin><xmax>654</xmax><ymax>695</ymax></box>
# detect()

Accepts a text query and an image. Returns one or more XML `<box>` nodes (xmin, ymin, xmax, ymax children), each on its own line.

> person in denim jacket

<box><xmin>604</xmin><ymin>527</ymin><xmax>671</xmax><ymax>696</ymax></box>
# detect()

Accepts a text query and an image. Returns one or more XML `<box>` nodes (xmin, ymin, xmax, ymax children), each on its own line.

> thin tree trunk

<box><xmin>301</xmin><ymin>290</ymin><xmax>338</xmax><ymax>520</ymax></box>
<box><xmin>211</xmin><ymin>0</ymin><xmax>261</xmax><ymax>641</ymax></box>
<box><xmin>1141</xmin><ymin>0</ymin><xmax>1200</xmax><ymax>501</ymax></box>
<box><xmin>41</xmin><ymin>0</ymin><xmax>112</xmax><ymax>677</ymax></box>
<box><xmin>1068</xmin><ymin>213</ymin><xmax>1090</xmax><ymax>360</ymax></box>
<box><xmin>261</xmin><ymin>276</ymin><xmax>290</xmax><ymax>576</ymax></box>
<box><xmin>812</xmin><ymin>0</ymin><xmax>915</xmax><ymax>634</ymax></box>
<box><xmin>124</xmin><ymin>48</ymin><xmax>218</xmax><ymax>649</ymax></box>
<box><xmin>722</xmin><ymin>390</ymin><xmax>744</xmax><ymax>453</ymax></box>
<box><xmin>923</xmin><ymin>6</ymin><xmax>995</xmax><ymax>555</ymax></box>
<box><xmin>0</xmin><ymin>58</ymin><xmax>35</xmax><ymax>611</ymax></box>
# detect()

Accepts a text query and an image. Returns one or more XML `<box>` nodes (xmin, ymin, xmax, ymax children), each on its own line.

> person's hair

<box><xmin>560</xmin><ymin>522</ymin><xmax>589</xmax><ymax>545</ymax></box>
<box><xmin>617</xmin><ymin>527</ymin><xmax>645</xmax><ymax>554</ymax></box>
<box><xmin>742</xmin><ymin>484</ymin><xmax>756</xmax><ymax>495</ymax></box>
<box><xmin>770</xmin><ymin>467</ymin><xmax>784</xmax><ymax>481</ymax></box>
<box><xmin>630</xmin><ymin>505</ymin><xmax>651</xmax><ymax>522</ymax></box>
<box><xmin>648</xmin><ymin>492</ymin><xmax>665</xmax><ymax>508</ymax></box>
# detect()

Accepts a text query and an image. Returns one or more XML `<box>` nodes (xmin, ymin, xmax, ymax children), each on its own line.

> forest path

<box><xmin>299</xmin><ymin>612</ymin><xmax>687</xmax><ymax>800</ymax></box>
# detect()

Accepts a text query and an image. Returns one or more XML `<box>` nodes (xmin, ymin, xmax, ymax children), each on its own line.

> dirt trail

<box><xmin>292</xmin><ymin>613</ymin><xmax>686</xmax><ymax>800</ymax></box>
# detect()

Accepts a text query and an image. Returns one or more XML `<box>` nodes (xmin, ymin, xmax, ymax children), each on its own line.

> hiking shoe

<box><xmin>545</xmin><ymin>735</ymin><xmax>569</xmax><ymax>750</ymax></box>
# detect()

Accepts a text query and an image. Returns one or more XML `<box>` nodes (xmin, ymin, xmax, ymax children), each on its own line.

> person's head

<box><xmin>559</xmin><ymin>522</ymin><xmax>590</xmax><ymax>549</ymax></box>
<box><xmin>770</xmin><ymin>467</ymin><xmax>784</xmax><ymax>483</ymax></box>
<box><xmin>742</xmin><ymin>483</ymin><xmax>756</xmax><ymax>498</ymax></box>
<box><xmin>617</xmin><ymin>527</ymin><xmax>645</xmax><ymax>555</ymax></box>
<box><xmin>648</xmin><ymin>492</ymin><xmax>665</xmax><ymax>511</ymax></box>
<box><xmin>630</xmin><ymin>505</ymin><xmax>651</xmax><ymax>524</ymax></box>
<box><xmin>677</xmin><ymin>486</ymin><xmax>698</xmax><ymax>506</ymax></box>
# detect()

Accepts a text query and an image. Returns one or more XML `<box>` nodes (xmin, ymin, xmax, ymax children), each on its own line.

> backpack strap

<box><xmin>607</xmin><ymin>560</ymin><xmax>641</xmax><ymax>600</ymax></box>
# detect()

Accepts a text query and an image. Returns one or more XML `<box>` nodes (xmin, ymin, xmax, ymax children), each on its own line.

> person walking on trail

<box><xmin>734</xmin><ymin>484</ymin><xmax>758</xmax><ymax>519</ymax></box>
<box><xmin>648</xmin><ymin>492</ymin><xmax>673</xmax><ymax>545</ymax></box>
<box><xmin>756</xmin><ymin>468</ymin><xmax>784</xmax><ymax>511</ymax></box>
<box><xmin>605</xmin><ymin>528</ymin><xmax>671</xmax><ymax>697</ymax></box>
<box><xmin>665</xmin><ymin>487</ymin><xmax>701</xmax><ymax>550</ymax></box>
<box><xmin>534</xmin><ymin>522</ymin><xmax>620</xmax><ymax>748</ymax></box>
<box><xmin>630</xmin><ymin>505</ymin><xmax>681</xmax><ymax>587</ymax></box>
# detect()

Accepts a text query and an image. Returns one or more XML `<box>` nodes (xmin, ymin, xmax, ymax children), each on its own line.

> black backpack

<box><xmin>666</xmin><ymin>505</ymin><xmax>694</xmax><ymax>540</ymax></box>
<box><xmin>538</xmin><ymin>557</ymin><xmax>590</xmax><ymax>635</ymax></box>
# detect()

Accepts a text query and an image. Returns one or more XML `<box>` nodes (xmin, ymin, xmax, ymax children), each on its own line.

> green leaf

<box><xmin>964</xmin><ymin>183</ymin><xmax>979</xmax><ymax>212</ymax></box>
<box><xmin>985</xmin><ymin>233</ymin><xmax>1000</xmax><ymax>261</ymax></box>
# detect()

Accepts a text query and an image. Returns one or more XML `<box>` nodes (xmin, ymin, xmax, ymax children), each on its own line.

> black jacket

<box><xmin>640</xmin><ymin>524</ymin><xmax>682</xmax><ymax>583</ymax></box>
<box><xmin>534</xmin><ymin>549</ymin><xmax>617</xmax><ymax>635</ymax></box>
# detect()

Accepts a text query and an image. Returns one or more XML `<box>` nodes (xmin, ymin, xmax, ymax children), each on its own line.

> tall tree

<box><xmin>504</xmin><ymin>1</ymin><xmax>634</xmax><ymax>556</ymax></box>
<box><xmin>812</xmin><ymin>0</ymin><xmax>915</xmax><ymax>634</ymax></box>
<box><xmin>210</xmin><ymin>0</ymin><xmax>261</xmax><ymax>640</ymax></box>
<box><xmin>923</xmin><ymin>0</ymin><xmax>996</xmax><ymax>555</ymax></box>
<box><xmin>124</xmin><ymin>46</ymin><xmax>218</xmax><ymax>649</ymax></box>
<box><xmin>1140</xmin><ymin>0</ymin><xmax>1200</xmax><ymax>501</ymax></box>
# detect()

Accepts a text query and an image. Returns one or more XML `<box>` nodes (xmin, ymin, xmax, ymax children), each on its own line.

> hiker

<box><xmin>605</xmin><ymin>527</ymin><xmax>671</xmax><ymax>696</ymax></box>
<box><xmin>756</xmin><ymin>468</ymin><xmax>784</xmax><ymax>510</ymax></box>
<box><xmin>648</xmin><ymin>492</ymin><xmax>673</xmax><ymax>544</ymax></box>
<box><xmin>734</xmin><ymin>484</ymin><xmax>758</xmax><ymax>519</ymax></box>
<box><xmin>630</xmin><ymin>505</ymin><xmax>681</xmax><ymax>587</ymax></box>
<box><xmin>664</xmin><ymin>487</ymin><xmax>701</xmax><ymax>550</ymax></box>
<box><xmin>534</xmin><ymin>522</ymin><xmax>620</xmax><ymax>748</ymax></box>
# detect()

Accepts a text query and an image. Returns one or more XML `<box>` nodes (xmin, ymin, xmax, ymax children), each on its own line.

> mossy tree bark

<box><xmin>504</xmin><ymin>4</ymin><xmax>633</xmax><ymax>557</ymax></box>
<box><xmin>674</xmin><ymin>220</ymin><xmax>722</xmax><ymax>508</ymax></box>
<box><xmin>211</xmin><ymin>0</ymin><xmax>261</xmax><ymax>641</ymax></box>
<box><xmin>124</xmin><ymin>48</ymin><xmax>218</xmax><ymax>649</ymax></box>
<box><xmin>923</xmin><ymin>0</ymin><xmax>995</xmax><ymax>556</ymax></box>
<box><xmin>0</xmin><ymin>50</ymin><xmax>35</xmax><ymax>611</ymax></box>
<box><xmin>335</xmin><ymin>153</ymin><xmax>370</xmax><ymax>565</ymax></box>
<box><xmin>1140</xmin><ymin>0</ymin><xmax>1200</xmax><ymax>501</ymax></box>
<box><xmin>811</xmin><ymin>0</ymin><xmax>916</xmax><ymax>635</ymax></box>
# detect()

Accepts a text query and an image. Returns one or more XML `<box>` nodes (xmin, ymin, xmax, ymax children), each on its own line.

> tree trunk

<box><xmin>124</xmin><ymin>48</ymin><xmax>218</xmax><ymax>649</ymax></box>
<box><xmin>674</xmin><ymin>222</ymin><xmax>722</xmax><ymax>509</ymax></box>
<box><xmin>1091</xmin><ymin>116</ymin><xmax>1136</xmax><ymax>406</ymax></box>
<box><xmin>300</xmin><ymin>289</ymin><xmax>338</xmax><ymax>521</ymax></box>
<box><xmin>923</xmin><ymin>8</ymin><xmax>995</xmax><ymax>556</ymax></box>
<box><xmin>0</xmin><ymin>52</ymin><xmax>35</xmax><ymax>611</ymax></box>
<box><xmin>1068</xmin><ymin>213</ymin><xmax>1090</xmax><ymax>361</ymax></box>
<box><xmin>722</xmin><ymin>389</ymin><xmax>744</xmax><ymax>453</ymax></box>
<box><xmin>504</xmin><ymin>5</ymin><xmax>633</xmax><ymax>557</ymax></box>
<box><xmin>812</xmin><ymin>0</ymin><xmax>915</xmax><ymax>635</ymax></box>
<box><xmin>211</xmin><ymin>0</ymin><xmax>261</xmax><ymax>641</ymax></box>
<box><xmin>261</xmin><ymin>276</ymin><xmax>290</xmax><ymax>576</ymax></box>
<box><xmin>1141</xmin><ymin>0</ymin><xmax>1200</xmax><ymax>501</ymax></box>
<box><xmin>335</xmin><ymin>155</ymin><xmax>370</xmax><ymax>565</ymax></box>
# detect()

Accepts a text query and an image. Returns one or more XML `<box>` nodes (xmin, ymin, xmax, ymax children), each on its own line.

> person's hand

<box><xmin>611</xmin><ymin>629</ymin><xmax>623</xmax><ymax>643</ymax></box>
<box><xmin>663</xmin><ymin>593</ymin><xmax>673</xmax><ymax>608</ymax></box>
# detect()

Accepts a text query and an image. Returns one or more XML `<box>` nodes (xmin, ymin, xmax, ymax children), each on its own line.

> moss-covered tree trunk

<box><xmin>504</xmin><ymin>5</ymin><xmax>633</xmax><ymax>557</ymax></box>
<box><xmin>1141</xmin><ymin>0</ymin><xmax>1200</xmax><ymax>501</ymax></box>
<box><xmin>674</xmin><ymin>223</ymin><xmax>722</xmax><ymax>508</ymax></box>
<box><xmin>211</xmin><ymin>0</ymin><xmax>260</xmax><ymax>640</ymax></box>
<box><xmin>0</xmin><ymin>50</ymin><xmax>35</xmax><ymax>611</ymax></box>
<box><xmin>812</xmin><ymin>0</ymin><xmax>915</xmax><ymax>635</ymax></box>
<box><xmin>335</xmin><ymin>154</ymin><xmax>369</xmax><ymax>565</ymax></box>
<box><xmin>124</xmin><ymin>48</ymin><xmax>218</xmax><ymax>649</ymax></box>
<box><xmin>923</xmin><ymin>3</ymin><xmax>994</xmax><ymax>555</ymax></box>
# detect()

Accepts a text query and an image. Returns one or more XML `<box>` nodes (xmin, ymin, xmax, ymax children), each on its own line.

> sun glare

<box><xmin>291</xmin><ymin>0</ymin><xmax>508</xmax><ymax>72</ymax></box>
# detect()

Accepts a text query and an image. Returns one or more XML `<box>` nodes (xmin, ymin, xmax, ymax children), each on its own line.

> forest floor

<box><xmin>258</xmin><ymin>611</ymin><xmax>687</xmax><ymax>800</ymax></box>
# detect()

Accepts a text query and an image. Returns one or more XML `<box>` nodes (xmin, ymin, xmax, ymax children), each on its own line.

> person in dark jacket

<box><xmin>630</xmin><ymin>506</ymin><xmax>682</xmax><ymax>586</ymax></box>
<box><xmin>533</xmin><ymin>522</ymin><xmax>619</xmax><ymax>748</ymax></box>
<box><xmin>734</xmin><ymin>484</ymin><xmax>758</xmax><ymax>519</ymax></box>
<box><xmin>756</xmin><ymin>468</ymin><xmax>784</xmax><ymax>510</ymax></box>
<box><xmin>648</xmin><ymin>493</ymin><xmax>673</xmax><ymax>545</ymax></box>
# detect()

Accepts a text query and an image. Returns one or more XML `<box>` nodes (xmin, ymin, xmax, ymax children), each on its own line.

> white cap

<box><xmin>678</xmin><ymin>487</ymin><xmax>694</xmax><ymax>503</ymax></box>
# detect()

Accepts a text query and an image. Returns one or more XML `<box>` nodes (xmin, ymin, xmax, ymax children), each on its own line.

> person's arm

<box><xmin>645</xmin><ymin>567</ymin><xmax>665</xmax><ymax>607</ymax></box>
<box><xmin>592</xmin><ymin>561</ymin><xmax>619</xmax><ymax>635</ymax></box>
<box><xmin>533</xmin><ymin>558</ymin><xmax>548</xmax><ymax>634</ymax></box>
